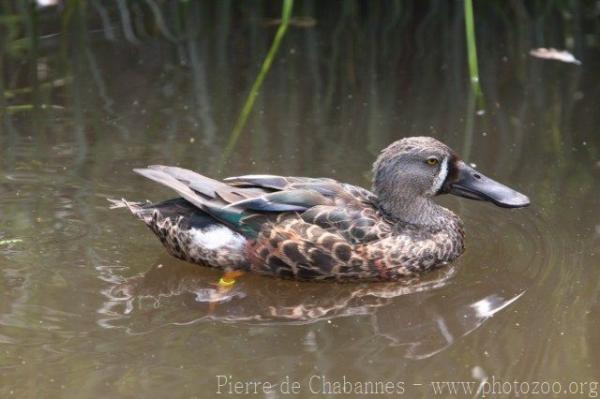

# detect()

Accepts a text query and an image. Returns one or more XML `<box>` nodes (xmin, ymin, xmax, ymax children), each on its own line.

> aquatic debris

<box><xmin>529</xmin><ymin>48</ymin><xmax>581</xmax><ymax>65</ymax></box>
<box><xmin>3</xmin><ymin>104</ymin><xmax>65</xmax><ymax>114</ymax></box>
<box><xmin>0</xmin><ymin>238</ymin><xmax>23</xmax><ymax>246</ymax></box>
<box><xmin>3</xmin><ymin>78</ymin><xmax>70</xmax><ymax>100</ymax></box>
<box><xmin>262</xmin><ymin>16</ymin><xmax>316</xmax><ymax>28</ymax></box>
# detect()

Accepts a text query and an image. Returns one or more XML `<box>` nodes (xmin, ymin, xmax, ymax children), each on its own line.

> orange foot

<box><xmin>208</xmin><ymin>270</ymin><xmax>245</xmax><ymax>313</ymax></box>
<box><xmin>217</xmin><ymin>270</ymin><xmax>245</xmax><ymax>289</ymax></box>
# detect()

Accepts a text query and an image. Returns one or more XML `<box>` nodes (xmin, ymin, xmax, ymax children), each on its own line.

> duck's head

<box><xmin>373</xmin><ymin>136</ymin><xmax>529</xmax><ymax>224</ymax></box>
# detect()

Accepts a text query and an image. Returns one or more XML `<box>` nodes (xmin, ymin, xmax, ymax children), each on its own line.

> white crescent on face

<box><xmin>430</xmin><ymin>157</ymin><xmax>449</xmax><ymax>195</ymax></box>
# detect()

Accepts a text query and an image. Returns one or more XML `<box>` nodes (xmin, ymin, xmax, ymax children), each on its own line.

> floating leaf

<box><xmin>530</xmin><ymin>48</ymin><xmax>581</xmax><ymax>65</ymax></box>
<box><xmin>36</xmin><ymin>0</ymin><xmax>60</xmax><ymax>7</ymax></box>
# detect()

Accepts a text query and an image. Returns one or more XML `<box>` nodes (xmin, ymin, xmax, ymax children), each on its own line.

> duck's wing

<box><xmin>143</xmin><ymin>165</ymin><xmax>267</xmax><ymax>203</ymax></box>
<box><xmin>137</xmin><ymin>167</ymin><xmax>347</xmax><ymax>209</ymax></box>
<box><xmin>133</xmin><ymin>166</ymin><xmax>373</xmax><ymax>237</ymax></box>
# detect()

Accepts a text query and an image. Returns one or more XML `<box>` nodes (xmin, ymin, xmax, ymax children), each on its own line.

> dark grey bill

<box><xmin>444</xmin><ymin>161</ymin><xmax>530</xmax><ymax>208</ymax></box>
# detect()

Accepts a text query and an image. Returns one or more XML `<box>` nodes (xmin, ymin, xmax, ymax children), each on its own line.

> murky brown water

<box><xmin>1</xmin><ymin>2</ymin><xmax>599</xmax><ymax>398</ymax></box>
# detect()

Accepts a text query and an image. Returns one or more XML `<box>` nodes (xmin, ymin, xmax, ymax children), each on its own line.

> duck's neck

<box><xmin>378</xmin><ymin>194</ymin><xmax>449</xmax><ymax>227</ymax></box>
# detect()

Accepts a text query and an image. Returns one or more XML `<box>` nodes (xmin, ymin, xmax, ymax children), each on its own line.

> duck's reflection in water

<box><xmin>98</xmin><ymin>260</ymin><xmax>524</xmax><ymax>359</ymax></box>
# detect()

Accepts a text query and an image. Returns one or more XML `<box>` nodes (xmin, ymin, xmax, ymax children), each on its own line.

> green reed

<box><xmin>463</xmin><ymin>0</ymin><xmax>480</xmax><ymax>95</ymax></box>
<box><xmin>222</xmin><ymin>0</ymin><xmax>294</xmax><ymax>159</ymax></box>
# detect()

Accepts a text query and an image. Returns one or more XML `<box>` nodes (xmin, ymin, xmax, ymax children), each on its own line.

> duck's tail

<box><xmin>107</xmin><ymin>198</ymin><xmax>157</xmax><ymax>226</ymax></box>
<box><xmin>107</xmin><ymin>198</ymin><xmax>145</xmax><ymax>212</ymax></box>
<box><xmin>108</xmin><ymin>197</ymin><xmax>248</xmax><ymax>270</ymax></box>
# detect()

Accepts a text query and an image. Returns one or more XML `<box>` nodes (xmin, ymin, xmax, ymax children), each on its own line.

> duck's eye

<box><xmin>426</xmin><ymin>158</ymin><xmax>439</xmax><ymax>166</ymax></box>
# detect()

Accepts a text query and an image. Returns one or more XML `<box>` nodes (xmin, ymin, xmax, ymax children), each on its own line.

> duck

<box><xmin>110</xmin><ymin>136</ymin><xmax>529</xmax><ymax>282</ymax></box>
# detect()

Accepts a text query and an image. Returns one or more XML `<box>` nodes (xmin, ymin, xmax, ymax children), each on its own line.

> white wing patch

<box><xmin>190</xmin><ymin>225</ymin><xmax>246</xmax><ymax>251</ymax></box>
<box><xmin>430</xmin><ymin>157</ymin><xmax>449</xmax><ymax>195</ymax></box>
